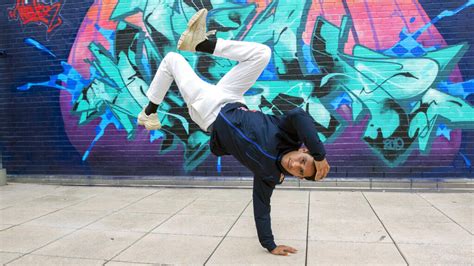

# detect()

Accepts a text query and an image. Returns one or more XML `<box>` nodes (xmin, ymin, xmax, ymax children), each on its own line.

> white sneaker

<box><xmin>177</xmin><ymin>8</ymin><xmax>216</xmax><ymax>52</ymax></box>
<box><xmin>137</xmin><ymin>109</ymin><xmax>161</xmax><ymax>130</ymax></box>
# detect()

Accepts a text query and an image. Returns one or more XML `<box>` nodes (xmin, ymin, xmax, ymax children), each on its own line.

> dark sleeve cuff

<box><xmin>313</xmin><ymin>153</ymin><xmax>326</xmax><ymax>161</ymax></box>
<box><xmin>266</xmin><ymin>242</ymin><xmax>277</xmax><ymax>252</ymax></box>
<box><xmin>310</xmin><ymin>141</ymin><xmax>326</xmax><ymax>161</ymax></box>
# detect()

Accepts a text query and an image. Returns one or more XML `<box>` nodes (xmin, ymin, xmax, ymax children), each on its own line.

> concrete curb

<box><xmin>0</xmin><ymin>169</ymin><xmax>6</xmax><ymax>186</ymax></box>
<box><xmin>6</xmin><ymin>175</ymin><xmax>473</xmax><ymax>192</ymax></box>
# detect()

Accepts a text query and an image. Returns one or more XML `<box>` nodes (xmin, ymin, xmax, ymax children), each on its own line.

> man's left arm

<box><xmin>284</xmin><ymin>108</ymin><xmax>326</xmax><ymax>161</ymax></box>
<box><xmin>284</xmin><ymin>108</ymin><xmax>330</xmax><ymax>180</ymax></box>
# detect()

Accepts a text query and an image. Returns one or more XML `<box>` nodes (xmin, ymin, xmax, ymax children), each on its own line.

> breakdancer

<box><xmin>138</xmin><ymin>9</ymin><xmax>330</xmax><ymax>256</ymax></box>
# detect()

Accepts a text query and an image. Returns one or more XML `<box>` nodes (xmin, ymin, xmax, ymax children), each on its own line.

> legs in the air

<box><xmin>138</xmin><ymin>8</ymin><xmax>271</xmax><ymax>131</ymax></box>
<box><xmin>138</xmin><ymin>8</ymin><xmax>213</xmax><ymax>130</ymax></box>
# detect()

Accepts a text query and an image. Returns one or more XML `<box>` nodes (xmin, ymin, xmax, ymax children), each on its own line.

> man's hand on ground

<box><xmin>314</xmin><ymin>158</ymin><xmax>330</xmax><ymax>181</ymax></box>
<box><xmin>270</xmin><ymin>245</ymin><xmax>298</xmax><ymax>256</ymax></box>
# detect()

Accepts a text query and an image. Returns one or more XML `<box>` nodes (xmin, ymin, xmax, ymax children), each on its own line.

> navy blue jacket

<box><xmin>210</xmin><ymin>102</ymin><xmax>326</xmax><ymax>252</ymax></box>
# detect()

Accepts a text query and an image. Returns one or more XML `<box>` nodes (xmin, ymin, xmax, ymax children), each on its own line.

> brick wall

<box><xmin>0</xmin><ymin>0</ymin><xmax>473</xmax><ymax>179</ymax></box>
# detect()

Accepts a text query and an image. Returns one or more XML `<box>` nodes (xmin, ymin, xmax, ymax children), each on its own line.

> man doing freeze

<box><xmin>137</xmin><ymin>9</ymin><xmax>330</xmax><ymax>256</ymax></box>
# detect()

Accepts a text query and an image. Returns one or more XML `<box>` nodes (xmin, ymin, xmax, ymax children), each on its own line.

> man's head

<box><xmin>281</xmin><ymin>148</ymin><xmax>317</xmax><ymax>181</ymax></box>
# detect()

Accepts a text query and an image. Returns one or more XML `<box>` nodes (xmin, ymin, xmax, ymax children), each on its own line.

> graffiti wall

<box><xmin>1</xmin><ymin>0</ymin><xmax>473</xmax><ymax>178</ymax></box>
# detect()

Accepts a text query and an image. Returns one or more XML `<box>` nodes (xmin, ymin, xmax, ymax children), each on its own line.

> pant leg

<box><xmin>147</xmin><ymin>52</ymin><xmax>211</xmax><ymax>106</ymax></box>
<box><xmin>146</xmin><ymin>52</ymin><xmax>223</xmax><ymax>131</ymax></box>
<box><xmin>214</xmin><ymin>39</ymin><xmax>271</xmax><ymax>101</ymax></box>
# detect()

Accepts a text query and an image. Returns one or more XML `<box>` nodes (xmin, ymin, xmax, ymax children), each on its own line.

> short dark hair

<box><xmin>304</xmin><ymin>169</ymin><xmax>317</xmax><ymax>181</ymax></box>
<box><xmin>301</xmin><ymin>150</ymin><xmax>317</xmax><ymax>181</ymax></box>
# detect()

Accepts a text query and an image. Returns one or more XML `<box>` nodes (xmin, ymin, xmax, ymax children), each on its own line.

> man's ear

<box><xmin>298</xmin><ymin>147</ymin><xmax>309</xmax><ymax>153</ymax></box>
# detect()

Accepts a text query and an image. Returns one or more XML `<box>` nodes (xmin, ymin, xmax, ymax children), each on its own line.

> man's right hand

<box><xmin>314</xmin><ymin>158</ymin><xmax>330</xmax><ymax>180</ymax></box>
<box><xmin>270</xmin><ymin>245</ymin><xmax>298</xmax><ymax>256</ymax></box>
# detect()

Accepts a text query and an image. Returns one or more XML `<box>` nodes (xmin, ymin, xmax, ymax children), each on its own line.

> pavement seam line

<box><xmin>104</xmin><ymin>259</ymin><xmax>154</xmax><ymax>265</ymax></box>
<box><xmin>361</xmin><ymin>192</ymin><xmax>410</xmax><ymax>266</ymax></box>
<box><xmin>4</xmin><ymin>253</ymin><xmax>108</xmax><ymax>264</ymax></box>
<box><xmin>0</xmin><ymin>224</ymin><xmax>15</xmax><ymax>232</ymax></box>
<box><xmin>203</xmin><ymin>198</ymin><xmax>253</xmax><ymax>265</ymax></box>
<box><xmin>305</xmin><ymin>191</ymin><xmax>310</xmax><ymax>266</ymax></box>
<box><xmin>416</xmin><ymin>193</ymin><xmax>473</xmax><ymax>235</ymax></box>
<box><xmin>5</xmin><ymin>187</ymin><xmax>165</xmax><ymax>265</ymax></box>
<box><xmin>105</xmin><ymin>193</ymin><xmax>206</xmax><ymax>264</ymax></box>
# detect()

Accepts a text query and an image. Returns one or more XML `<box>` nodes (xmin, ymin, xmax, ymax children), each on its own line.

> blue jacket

<box><xmin>210</xmin><ymin>102</ymin><xmax>326</xmax><ymax>252</ymax></box>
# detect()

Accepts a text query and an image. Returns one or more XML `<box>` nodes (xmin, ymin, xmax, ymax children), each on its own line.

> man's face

<box><xmin>281</xmin><ymin>149</ymin><xmax>316</xmax><ymax>179</ymax></box>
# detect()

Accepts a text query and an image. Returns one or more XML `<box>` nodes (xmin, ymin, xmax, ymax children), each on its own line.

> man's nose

<box><xmin>292</xmin><ymin>161</ymin><xmax>301</xmax><ymax>169</ymax></box>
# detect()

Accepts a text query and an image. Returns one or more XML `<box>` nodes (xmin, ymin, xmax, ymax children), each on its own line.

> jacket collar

<box><xmin>276</xmin><ymin>153</ymin><xmax>292</xmax><ymax>181</ymax></box>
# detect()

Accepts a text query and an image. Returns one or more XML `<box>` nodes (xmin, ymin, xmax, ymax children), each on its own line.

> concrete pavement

<box><xmin>0</xmin><ymin>183</ymin><xmax>472</xmax><ymax>265</ymax></box>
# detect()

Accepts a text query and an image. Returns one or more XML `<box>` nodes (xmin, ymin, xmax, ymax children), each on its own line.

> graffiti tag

<box><xmin>383</xmin><ymin>138</ymin><xmax>405</xmax><ymax>151</ymax></box>
<box><xmin>7</xmin><ymin>0</ymin><xmax>64</xmax><ymax>33</ymax></box>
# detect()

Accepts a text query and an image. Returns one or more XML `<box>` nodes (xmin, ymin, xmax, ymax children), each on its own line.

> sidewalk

<box><xmin>0</xmin><ymin>183</ymin><xmax>472</xmax><ymax>265</ymax></box>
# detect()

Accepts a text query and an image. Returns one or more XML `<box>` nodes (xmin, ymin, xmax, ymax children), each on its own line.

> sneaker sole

<box><xmin>137</xmin><ymin>118</ymin><xmax>161</xmax><ymax>130</ymax></box>
<box><xmin>177</xmin><ymin>9</ymin><xmax>207</xmax><ymax>51</ymax></box>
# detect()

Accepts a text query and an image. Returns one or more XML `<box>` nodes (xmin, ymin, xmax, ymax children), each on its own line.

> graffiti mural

<box><xmin>13</xmin><ymin>0</ymin><xmax>474</xmax><ymax>175</ymax></box>
<box><xmin>7</xmin><ymin>0</ymin><xmax>65</xmax><ymax>33</ymax></box>
<box><xmin>315</xmin><ymin>15</ymin><xmax>473</xmax><ymax>165</ymax></box>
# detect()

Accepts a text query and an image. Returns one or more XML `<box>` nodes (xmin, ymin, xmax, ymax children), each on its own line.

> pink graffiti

<box><xmin>8</xmin><ymin>0</ymin><xmax>64</xmax><ymax>33</ymax></box>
